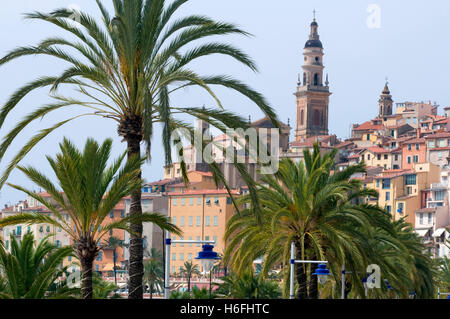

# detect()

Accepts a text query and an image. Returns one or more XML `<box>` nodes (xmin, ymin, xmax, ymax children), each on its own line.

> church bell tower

<box><xmin>295</xmin><ymin>14</ymin><xmax>331</xmax><ymax>141</ymax></box>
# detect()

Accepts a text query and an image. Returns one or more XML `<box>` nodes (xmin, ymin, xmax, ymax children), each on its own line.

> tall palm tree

<box><xmin>0</xmin><ymin>0</ymin><xmax>278</xmax><ymax>299</ymax></box>
<box><xmin>0</xmin><ymin>232</ymin><xmax>77</xmax><ymax>299</ymax></box>
<box><xmin>0</xmin><ymin>138</ymin><xmax>180</xmax><ymax>299</ymax></box>
<box><xmin>224</xmin><ymin>144</ymin><xmax>389</xmax><ymax>299</ymax></box>
<box><xmin>180</xmin><ymin>260</ymin><xmax>200</xmax><ymax>293</ymax></box>
<box><xmin>102</xmin><ymin>236</ymin><xmax>124</xmax><ymax>285</ymax></box>
<box><xmin>143</xmin><ymin>248</ymin><xmax>164</xmax><ymax>299</ymax></box>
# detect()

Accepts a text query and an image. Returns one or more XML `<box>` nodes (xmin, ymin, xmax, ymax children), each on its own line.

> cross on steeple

<box><xmin>313</xmin><ymin>9</ymin><xmax>316</xmax><ymax>21</ymax></box>
<box><xmin>385</xmin><ymin>76</ymin><xmax>389</xmax><ymax>85</ymax></box>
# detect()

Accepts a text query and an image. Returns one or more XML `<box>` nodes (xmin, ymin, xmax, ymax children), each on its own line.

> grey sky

<box><xmin>1</xmin><ymin>0</ymin><xmax>449</xmax><ymax>206</ymax></box>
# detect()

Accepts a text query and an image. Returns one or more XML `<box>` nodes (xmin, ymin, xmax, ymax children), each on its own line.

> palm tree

<box><xmin>0</xmin><ymin>138</ymin><xmax>180</xmax><ymax>299</ymax></box>
<box><xmin>102</xmin><ymin>236</ymin><xmax>124</xmax><ymax>285</ymax></box>
<box><xmin>143</xmin><ymin>248</ymin><xmax>164</xmax><ymax>299</ymax></box>
<box><xmin>0</xmin><ymin>0</ymin><xmax>278</xmax><ymax>299</ymax></box>
<box><xmin>224</xmin><ymin>144</ymin><xmax>389</xmax><ymax>299</ymax></box>
<box><xmin>0</xmin><ymin>232</ymin><xmax>77</xmax><ymax>299</ymax></box>
<box><xmin>180</xmin><ymin>260</ymin><xmax>200</xmax><ymax>293</ymax></box>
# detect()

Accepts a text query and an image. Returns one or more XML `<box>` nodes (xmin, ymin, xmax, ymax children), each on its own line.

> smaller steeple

<box><xmin>379</xmin><ymin>80</ymin><xmax>393</xmax><ymax>117</ymax></box>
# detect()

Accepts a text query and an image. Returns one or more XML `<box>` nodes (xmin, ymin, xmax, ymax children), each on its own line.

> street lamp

<box><xmin>196</xmin><ymin>244</ymin><xmax>221</xmax><ymax>298</ymax></box>
<box><xmin>313</xmin><ymin>263</ymin><xmax>330</xmax><ymax>285</ymax></box>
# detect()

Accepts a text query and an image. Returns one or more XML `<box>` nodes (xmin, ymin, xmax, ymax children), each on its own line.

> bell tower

<box><xmin>378</xmin><ymin>81</ymin><xmax>393</xmax><ymax>117</ymax></box>
<box><xmin>295</xmin><ymin>14</ymin><xmax>331</xmax><ymax>141</ymax></box>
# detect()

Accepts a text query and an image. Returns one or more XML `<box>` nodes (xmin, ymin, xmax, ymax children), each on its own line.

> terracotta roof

<box><xmin>365</xmin><ymin>146</ymin><xmax>391</xmax><ymax>154</ymax></box>
<box><xmin>353</xmin><ymin>121</ymin><xmax>384</xmax><ymax>131</ymax></box>
<box><xmin>403</xmin><ymin>138</ymin><xmax>425</xmax><ymax>144</ymax></box>
<box><xmin>429</xmin><ymin>146</ymin><xmax>450</xmax><ymax>151</ymax></box>
<box><xmin>348</xmin><ymin>154</ymin><xmax>360</xmax><ymax>159</ymax></box>
<box><xmin>376</xmin><ymin>169</ymin><xmax>413</xmax><ymax>179</ymax></box>
<box><xmin>424</xmin><ymin>132</ymin><xmax>450</xmax><ymax>139</ymax></box>
<box><xmin>168</xmin><ymin>189</ymin><xmax>240</xmax><ymax>196</ymax></box>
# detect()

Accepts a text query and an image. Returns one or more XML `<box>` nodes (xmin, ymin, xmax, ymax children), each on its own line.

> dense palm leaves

<box><xmin>0</xmin><ymin>138</ymin><xmax>180</xmax><ymax>299</ymax></box>
<box><xmin>0</xmin><ymin>0</ymin><xmax>277</xmax><ymax>298</ymax></box>
<box><xmin>180</xmin><ymin>260</ymin><xmax>200</xmax><ymax>293</ymax></box>
<box><xmin>143</xmin><ymin>248</ymin><xmax>164</xmax><ymax>299</ymax></box>
<box><xmin>215</xmin><ymin>271</ymin><xmax>281</xmax><ymax>299</ymax></box>
<box><xmin>0</xmin><ymin>232</ymin><xmax>77</xmax><ymax>299</ymax></box>
<box><xmin>224</xmin><ymin>144</ymin><xmax>436</xmax><ymax>299</ymax></box>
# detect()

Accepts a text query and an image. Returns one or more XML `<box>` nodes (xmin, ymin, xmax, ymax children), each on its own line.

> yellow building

<box><xmin>373</xmin><ymin>163</ymin><xmax>440</xmax><ymax>227</ymax></box>
<box><xmin>360</xmin><ymin>147</ymin><xmax>402</xmax><ymax>170</ymax></box>
<box><xmin>167</xmin><ymin>189</ymin><xmax>239</xmax><ymax>274</ymax></box>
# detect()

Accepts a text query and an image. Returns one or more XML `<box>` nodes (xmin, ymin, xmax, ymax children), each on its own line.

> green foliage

<box><xmin>0</xmin><ymin>232</ymin><xmax>78</xmax><ymax>299</ymax></box>
<box><xmin>215</xmin><ymin>271</ymin><xmax>281</xmax><ymax>299</ymax></box>
<box><xmin>92</xmin><ymin>272</ymin><xmax>121</xmax><ymax>299</ymax></box>
<box><xmin>170</xmin><ymin>286</ymin><xmax>216</xmax><ymax>299</ymax></box>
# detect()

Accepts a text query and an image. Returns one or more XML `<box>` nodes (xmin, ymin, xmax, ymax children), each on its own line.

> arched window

<box><xmin>313</xmin><ymin>110</ymin><xmax>320</xmax><ymax>126</ymax></box>
<box><xmin>314</xmin><ymin>73</ymin><xmax>319</xmax><ymax>86</ymax></box>
<box><xmin>300</xmin><ymin>109</ymin><xmax>304</xmax><ymax>126</ymax></box>
<box><xmin>303</xmin><ymin>73</ymin><xmax>307</xmax><ymax>85</ymax></box>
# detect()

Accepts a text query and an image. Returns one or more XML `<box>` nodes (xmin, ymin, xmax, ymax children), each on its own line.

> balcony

<box><xmin>431</xmin><ymin>182</ymin><xmax>448</xmax><ymax>189</ymax></box>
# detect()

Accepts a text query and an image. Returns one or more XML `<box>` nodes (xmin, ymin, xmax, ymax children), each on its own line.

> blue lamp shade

<box><xmin>384</xmin><ymin>279</ymin><xmax>392</xmax><ymax>290</ymax></box>
<box><xmin>313</xmin><ymin>264</ymin><xmax>330</xmax><ymax>285</ymax></box>
<box><xmin>195</xmin><ymin>244</ymin><xmax>220</xmax><ymax>272</ymax></box>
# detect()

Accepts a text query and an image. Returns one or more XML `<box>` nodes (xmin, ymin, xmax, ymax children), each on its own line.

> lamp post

<box><xmin>164</xmin><ymin>231</ymin><xmax>218</xmax><ymax>299</ymax></box>
<box><xmin>289</xmin><ymin>242</ymin><xmax>330</xmax><ymax>299</ymax></box>
<box><xmin>195</xmin><ymin>244</ymin><xmax>220</xmax><ymax>298</ymax></box>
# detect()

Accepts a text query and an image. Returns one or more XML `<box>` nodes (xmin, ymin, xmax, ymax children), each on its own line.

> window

<box><xmin>300</xmin><ymin>110</ymin><xmax>304</xmax><ymax>126</ymax></box>
<box><xmin>188</xmin><ymin>253</ymin><xmax>192</xmax><ymax>260</ymax></box>
<box><xmin>429</xmin><ymin>141</ymin><xmax>435</xmax><ymax>148</ymax></box>
<box><xmin>56</xmin><ymin>240</ymin><xmax>61</xmax><ymax>247</ymax></box>
<box><xmin>206</xmin><ymin>198</ymin><xmax>211</xmax><ymax>205</ymax></box>
<box><xmin>96</xmin><ymin>251</ymin><xmax>103</xmax><ymax>261</ymax></box>
<box><xmin>367</xmin><ymin>154</ymin><xmax>371</xmax><ymax>160</ymax></box>
<box><xmin>385</xmin><ymin>192</ymin><xmax>390</xmax><ymax>201</ymax></box>
<box><xmin>313</xmin><ymin>73</ymin><xmax>319</xmax><ymax>86</ymax></box>
<box><xmin>196</xmin><ymin>216</ymin><xmax>201</xmax><ymax>226</ymax></box>
<box><xmin>419</xmin><ymin>213</ymin><xmax>423</xmax><ymax>225</ymax></box>
<box><xmin>172</xmin><ymin>253</ymin><xmax>176</xmax><ymax>261</ymax></box>
<box><xmin>415</xmin><ymin>144</ymin><xmax>419</xmax><ymax>150</ymax></box>
<box><xmin>435</xmin><ymin>190</ymin><xmax>445</xmax><ymax>201</ymax></box>
<box><xmin>440</xmin><ymin>139</ymin><xmax>445</xmax><ymax>147</ymax></box>
<box><xmin>196</xmin><ymin>236</ymin><xmax>201</xmax><ymax>247</ymax></box>
<box><xmin>377</xmin><ymin>154</ymin><xmax>381</xmax><ymax>160</ymax></box>
<box><xmin>180</xmin><ymin>216</ymin><xmax>185</xmax><ymax>227</ymax></box>
<box><xmin>95</xmin><ymin>264</ymin><xmax>99</xmax><ymax>272</ymax></box>
<box><xmin>407</xmin><ymin>186</ymin><xmax>412</xmax><ymax>195</ymax></box>
<box><xmin>109</xmin><ymin>229</ymin><xmax>113</xmax><ymax>236</ymax></box>
<box><xmin>376</xmin><ymin>179</ymin><xmax>380</xmax><ymax>188</ymax></box>
<box><xmin>188</xmin><ymin>216</ymin><xmax>193</xmax><ymax>226</ymax></box>
<box><xmin>5</xmin><ymin>240</ymin><xmax>9</xmax><ymax>250</ymax></box>
<box><xmin>172</xmin><ymin>266</ymin><xmax>175</xmax><ymax>274</ymax></box>
<box><xmin>181</xmin><ymin>198</ymin><xmax>185</xmax><ymax>206</ymax></box>
<box><xmin>413</xmin><ymin>155</ymin><xmax>419</xmax><ymax>163</ymax></box>
<box><xmin>189</xmin><ymin>237</ymin><xmax>193</xmax><ymax>247</ymax></box>
<box><xmin>213</xmin><ymin>236</ymin><xmax>217</xmax><ymax>244</ymax></box>
<box><xmin>172</xmin><ymin>217</ymin><xmax>177</xmax><ymax>225</ymax></box>
<box><xmin>391</xmin><ymin>130</ymin><xmax>395</xmax><ymax>137</ymax></box>
<box><xmin>386</xmin><ymin>206</ymin><xmax>391</xmax><ymax>213</ymax></box>
<box><xmin>172</xmin><ymin>236</ymin><xmax>176</xmax><ymax>247</ymax></box>
<box><xmin>68</xmin><ymin>256</ymin><xmax>72</xmax><ymax>262</ymax></box>
<box><xmin>189</xmin><ymin>198</ymin><xmax>194</xmax><ymax>206</ymax></box>
<box><xmin>405</xmin><ymin>174</ymin><xmax>416</xmax><ymax>185</ymax></box>
<box><xmin>205</xmin><ymin>216</ymin><xmax>210</xmax><ymax>226</ymax></box>
<box><xmin>384</xmin><ymin>154</ymin><xmax>388</xmax><ymax>160</ymax></box>
<box><xmin>46</xmin><ymin>226</ymin><xmax>50</xmax><ymax>233</ymax></box>
<box><xmin>313</xmin><ymin>110</ymin><xmax>320</xmax><ymax>126</ymax></box>
<box><xmin>428</xmin><ymin>213</ymin><xmax>432</xmax><ymax>224</ymax></box>
<box><xmin>213</xmin><ymin>216</ymin><xmax>218</xmax><ymax>226</ymax></box>
<box><xmin>394</xmin><ymin>155</ymin><xmax>398</xmax><ymax>161</ymax></box>
<box><xmin>382</xmin><ymin>179</ymin><xmax>390</xmax><ymax>189</ymax></box>
<box><xmin>180</xmin><ymin>236</ymin><xmax>184</xmax><ymax>247</ymax></box>
<box><xmin>226</xmin><ymin>197</ymin><xmax>232</xmax><ymax>205</ymax></box>
<box><xmin>173</xmin><ymin>198</ymin><xmax>177</xmax><ymax>206</ymax></box>
<box><xmin>120</xmin><ymin>211</ymin><xmax>124</xmax><ymax>218</ymax></box>
<box><xmin>197</xmin><ymin>198</ymin><xmax>202</xmax><ymax>205</ymax></box>
<box><xmin>408</xmin><ymin>144</ymin><xmax>412</xmax><ymax>150</ymax></box>
<box><xmin>16</xmin><ymin>226</ymin><xmax>22</xmax><ymax>236</ymax></box>
<box><xmin>366</xmin><ymin>134</ymin><xmax>370</xmax><ymax>141</ymax></box>
<box><xmin>397</xmin><ymin>203</ymin><xmax>404</xmax><ymax>214</ymax></box>
<box><xmin>214</xmin><ymin>197</ymin><xmax>219</xmax><ymax>205</ymax></box>
<box><xmin>407</xmin><ymin>156</ymin><xmax>411</xmax><ymax>164</ymax></box>
<box><xmin>110</xmin><ymin>211</ymin><xmax>114</xmax><ymax>218</ymax></box>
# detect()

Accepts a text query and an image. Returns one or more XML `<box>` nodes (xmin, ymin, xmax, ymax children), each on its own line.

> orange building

<box><xmin>402</xmin><ymin>137</ymin><xmax>426</xmax><ymax>169</ymax></box>
<box><xmin>167</xmin><ymin>189</ymin><xmax>239</xmax><ymax>275</ymax></box>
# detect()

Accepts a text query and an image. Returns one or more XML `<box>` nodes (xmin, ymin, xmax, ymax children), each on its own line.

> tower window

<box><xmin>313</xmin><ymin>110</ymin><xmax>320</xmax><ymax>126</ymax></box>
<box><xmin>300</xmin><ymin>110</ymin><xmax>304</xmax><ymax>126</ymax></box>
<box><xmin>303</xmin><ymin>73</ymin><xmax>307</xmax><ymax>85</ymax></box>
<box><xmin>314</xmin><ymin>73</ymin><xmax>319</xmax><ymax>86</ymax></box>
<box><xmin>315</xmin><ymin>57</ymin><xmax>319</xmax><ymax>62</ymax></box>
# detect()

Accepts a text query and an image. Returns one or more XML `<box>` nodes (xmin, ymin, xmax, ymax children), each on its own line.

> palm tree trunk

<box><xmin>188</xmin><ymin>275</ymin><xmax>191</xmax><ymax>292</ymax></box>
<box><xmin>126</xmin><ymin>134</ymin><xmax>144</xmax><ymax>299</ymax></box>
<box><xmin>294</xmin><ymin>242</ymin><xmax>308</xmax><ymax>299</ymax></box>
<box><xmin>81</xmin><ymin>257</ymin><xmax>94</xmax><ymax>299</ymax></box>
<box><xmin>150</xmin><ymin>283</ymin><xmax>153</xmax><ymax>299</ymax></box>
<box><xmin>308</xmin><ymin>262</ymin><xmax>319</xmax><ymax>299</ymax></box>
<box><xmin>113</xmin><ymin>249</ymin><xmax>117</xmax><ymax>285</ymax></box>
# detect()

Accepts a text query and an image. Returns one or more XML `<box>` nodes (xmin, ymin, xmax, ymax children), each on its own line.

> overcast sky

<box><xmin>1</xmin><ymin>0</ymin><xmax>450</xmax><ymax>206</ymax></box>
